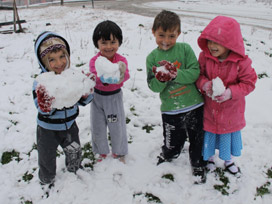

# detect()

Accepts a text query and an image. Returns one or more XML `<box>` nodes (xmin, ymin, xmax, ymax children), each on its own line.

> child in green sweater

<box><xmin>146</xmin><ymin>10</ymin><xmax>206</xmax><ymax>184</ymax></box>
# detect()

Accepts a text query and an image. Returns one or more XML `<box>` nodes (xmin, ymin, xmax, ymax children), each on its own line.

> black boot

<box><xmin>192</xmin><ymin>166</ymin><xmax>207</xmax><ymax>184</ymax></box>
<box><xmin>157</xmin><ymin>152</ymin><xmax>180</xmax><ymax>165</ymax></box>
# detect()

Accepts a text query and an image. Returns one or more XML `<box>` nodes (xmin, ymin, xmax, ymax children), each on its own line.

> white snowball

<box><xmin>36</xmin><ymin>68</ymin><xmax>96</xmax><ymax>109</ymax></box>
<box><xmin>156</xmin><ymin>65</ymin><xmax>169</xmax><ymax>73</ymax></box>
<box><xmin>95</xmin><ymin>56</ymin><xmax>120</xmax><ymax>81</ymax></box>
<box><xmin>212</xmin><ymin>77</ymin><xmax>225</xmax><ymax>99</ymax></box>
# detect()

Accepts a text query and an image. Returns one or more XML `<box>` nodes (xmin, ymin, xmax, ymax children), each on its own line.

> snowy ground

<box><xmin>0</xmin><ymin>1</ymin><xmax>272</xmax><ymax>203</ymax></box>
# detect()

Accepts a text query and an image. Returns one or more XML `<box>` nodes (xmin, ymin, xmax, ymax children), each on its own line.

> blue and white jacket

<box><xmin>33</xmin><ymin>31</ymin><xmax>93</xmax><ymax>131</ymax></box>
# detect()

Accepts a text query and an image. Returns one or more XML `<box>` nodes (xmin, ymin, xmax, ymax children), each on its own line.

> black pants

<box><xmin>161</xmin><ymin>106</ymin><xmax>206</xmax><ymax>167</ymax></box>
<box><xmin>37</xmin><ymin>122</ymin><xmax>81</xmax><ymax>184</ymax></box>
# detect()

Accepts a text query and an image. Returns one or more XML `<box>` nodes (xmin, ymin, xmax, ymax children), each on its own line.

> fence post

<box><xmin>13</xmin><ymin>0</ymin><xmax>24</xmax><ymax>33</ymax></box>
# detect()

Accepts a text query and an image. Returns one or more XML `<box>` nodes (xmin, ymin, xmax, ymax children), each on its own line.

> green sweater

<box><xmin>146</xmin><ymin>42</ymin><xmax>203</xmax><ymax>112</ymax></box>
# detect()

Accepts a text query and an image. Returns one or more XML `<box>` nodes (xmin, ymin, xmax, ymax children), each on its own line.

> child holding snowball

<box><xmin>33</xmin><ymin>31</ymin><xmax>95</xmax><ymax>185</ymax></box>
<box><xmin>196</xmin><ymin>16</ymin><xmax>257</xmax><ymax>175</ymax></box>
<box><xmin>89</xmin><ymin>20</ymin><xmax>130</xmax><ymax>162</ymax></box>
<box><xmin>146</xmin><ymin>10</ymin><xmax>207</xmax><ymax>184</ymax></box>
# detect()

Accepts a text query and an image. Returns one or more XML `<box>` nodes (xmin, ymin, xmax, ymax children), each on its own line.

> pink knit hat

<box><xmin>39</xmin><ymin>37</ymin><xmax>70</xmax><ymax>70</ymax></box>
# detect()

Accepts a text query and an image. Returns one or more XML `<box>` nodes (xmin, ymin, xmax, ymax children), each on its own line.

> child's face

<box><xmin>47</xmin><ymin>50</ymin><xmax>68</xmax><ymax>74</ymax></box>
<box><xmin>97</xmin><ymin>34</ymin><xmax>119</xmax><ymax>60</ymax></box>
<box><xmin>207</xmin><ymin>40</ymin><xmax>230</xmax><ymax>60</ymax></box>
<box><xmin>152</xmin><ymin>27</ymin><xmax>180</xmax><ymax>51</ymax></box>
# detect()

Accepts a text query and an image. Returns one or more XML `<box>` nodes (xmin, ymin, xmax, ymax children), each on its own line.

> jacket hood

<box><xmin>34</xmin><ymin>31</ymin><xmax>70</xmax><ymax>73</ymax></box>
<box><xmin>198</xmin><ymin>16</ymin><xmax>245</xmax><ymax>58</ymax></box>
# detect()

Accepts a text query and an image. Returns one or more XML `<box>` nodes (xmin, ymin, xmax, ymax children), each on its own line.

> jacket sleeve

<box><xmin>90</xmin><ymin>55</ymin><xmax>98</xmax><ymax>78</ymax></box>
<box><xmin>77</xmin><ymin>94</ymin><xmax>94</xmax><ymax>106</ymax></box>
<box><xmin>172</xmin><ymin>44</ymin><xmax>200</xmax><ymax>85</ymax></box>
<box><xmin>196</xmin><ymin>52</ymin><xmax>209</xmax><ymax>93</ymax></box>
<box><xmin>229</xmin><ymin>57</ymin><xmax>257</xmax><ymax>99</ymax></box>
<box><xmin>146</xmin><ymin>53</ymin><xmax>168</xmax><ymax>93</ymax></box>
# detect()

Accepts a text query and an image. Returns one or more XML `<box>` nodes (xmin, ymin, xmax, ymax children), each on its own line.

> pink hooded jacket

<box><xmin>90</xmin><ymin>52</ymin><xmax>130</xmax><ymax>92</ymax></box>
<box><xmin>196</xmin><ymin>16</ymin><xmax>257</xmax><ymax>134</ymax></box>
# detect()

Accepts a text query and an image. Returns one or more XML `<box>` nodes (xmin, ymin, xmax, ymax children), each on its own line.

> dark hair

<box><xmin>92</xmin><ymin>20</ymin><xmax>123</xmax><ymax>48</ymax></box>
<box><xmin>152</xmin><ymin>10</ymin><xmax>181</xmax><ymax>33</ymax></box>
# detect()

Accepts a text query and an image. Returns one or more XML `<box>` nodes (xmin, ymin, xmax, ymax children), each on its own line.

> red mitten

<box><xmin>87</xmin><ymin>72</ymin><xmax>96</xmax><ymax>82</ymax></box>
<box><xmin>158</xmin><ymin>60</ymin><xmax>177</xmax><ymax>79</ymax></box>
<box><xmin>153</xmin><ymin>60</ymin><xmax>177</xmax><ymax>82</ymax></box>
<box><xmin>202</xmin><ymin>81</ymin><xmax>213</xmax><ymax>97</ymax></box>
<box><xmin>215</xmin><ymin>88</ymin><xmax>232</xmax><ymax>103</ymax></box>
<box><xmin>152</xmin><ymin>66</ymin><xmax>157</xmax><ymax>74</ymax></box>
<box><xmin>36</xmin><ymin>84</ymin><xmax>55</xmax><ymax>112</ymax></box>
<box><xmin>156</xmin><ymin>71</ymin><xmax>172</xmax><ymax>81</ymax></box>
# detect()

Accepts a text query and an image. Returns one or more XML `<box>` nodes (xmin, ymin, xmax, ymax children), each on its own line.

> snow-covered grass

<box><xmin>0</xmin><ymin>1</ymin><xmax>272</xmax><ymax>203</ymax></box>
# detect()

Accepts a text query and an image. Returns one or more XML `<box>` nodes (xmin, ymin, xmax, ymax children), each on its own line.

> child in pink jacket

<box><xmin>196</xmin><ymin>16</ymin><xmax>257</xmax><ymax>175</ymax></box>
<box><xmin>89</xmin><ymin>20</ymin><xmax>130</xmax><ymax>162</ymax></box>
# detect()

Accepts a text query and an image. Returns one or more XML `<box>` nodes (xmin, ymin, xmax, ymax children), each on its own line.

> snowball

<box><xmin>156</xmin><ymin>65</ymin><xmax>169</xmax><ymax>73</ymax></box>
<box><xmin>212</xmin><ymin>77</ymin><xmax>225</xmax><ymax>99</ymax></box>
<box><xmin>36</xmin><ymin>68</ymin><xmax>95</xmax><ymax>109</ymax></box>
<box><xmin>95</xmin><ymin>56</ymin><xmax>120</xmax><ymax>81</ymax></box>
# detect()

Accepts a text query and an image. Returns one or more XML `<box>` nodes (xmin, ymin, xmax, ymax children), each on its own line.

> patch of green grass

<box><xmin>130</xmin><ymin>106</ymin><xmax>138</xmax><ymax>116</ymax></box>
<box><xmin>142</xmin><ymin>124</ymin><xmax>155</xmax><ymax>133</ymax></box>
<box><xmin>26</xmin><ymin>143</ymin><xmax>37</xmax><ymax>157</ymax></box>
<box><xmin>264</xmin><ymin>52</ymin><xmax>272</xmax><ymax>57</ymax></box>
<box><xmin>31</xmin><ymin>74</ymin><xmax>38</xmax><ymax>79</ymax></box>
<box><xmin>22</xmin><ymin>171</ymin><xmax>34</xmax><ymax>183</ymax></box>
<box><xmin>75</xmin><ymin>62</ymin><xmax>86</xmax><ymax>67</ymax></box>
<box><xmin>9</xmin><ymin>111</ymin><xmax>19</xmax><ymax>115</ymax></box>
<box><xmin>126</xmin><ymin>117</ymin><xmax>131</xmax><ymax>124</ymax></box>
<box><xmin>255</xmin><ymin>167</ymin><xmax>272</xmax><ymax>199</ymax></box>
<box><xmin>1</xmin><ymin>150</ymin><xmax>22</xmax><ymax>164</ymax></box>
<box><xmin>81</xmin><ymin>142</ymin><xmax>95</xmax><ymax>170</ymax></box>
<box><xmin>20</xmin><ymin>197</ymin><xmax>33</xmax><ymax>204</ymax></box>
<box><xmin>266</xmin><ymin>168</ymin><xmax>272</xmax><ymax>178</ymax></box>
<box><xmin>258</xmin><ymin>72</ymin><xmax>268</xmax><ymax>79</ymax></box>
<box><xmin>213</xmin><ymin>167</ymin><xmax>230</xmax><ymax>196</ymax></box>
<box><xmin>133</xmin><ymin>192</ymin><xmax>162</xmax><ymax>203</ymax></box>
<box><xmin>255</xmin><ymin>181</ymin><xmax>271</xmax><ymax>198</ymax></box>
<box><xmin>162</xmin><ymin>173</ymin><xmax>174</xmax><ymax>182</ymax></box>
<box><xmin>128</xmin><ymin>135</ymin><xmax>133</xmax><ymax>144</ymax></box>
<box><xmin>56</xmin><ymin>149</ymin><xmax>63</xmax><ymax>158</ymax></box>
<box><xmin>9</xmin><ymin>120</ymin><xmax>18</xmax><ymax>126</ymax></box>
<box><xmin>130</xmin><ymin>106</ymin><xmax>135</xmax><ymax>112</ymax></box>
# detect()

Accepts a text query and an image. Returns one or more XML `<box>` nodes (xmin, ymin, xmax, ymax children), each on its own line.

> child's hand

<box><xmin>153</xmin><ymin>60</ymin><xmax>177</xmax><ymax>82</ymax></box>
<box><xmin>154</xmin><ymin>71</ymin><xmax>173</xmax><ymax>82</ymax></box>
<box><xmin>82</xmin><ymin>71</ymin><xmax>96</xmax><ymax>82</ymax></box>
<box><xmin>36</xmin><ymin>84</ymin><xmax>55</xmax><ymax>112</ymax></box>
<box><xmin>82</xmin><ymin>72</ymin><xmax>96</xmax><ymax>94</ymax></box>
<box><xmin>117</xmin><ymin>61</ymin><xmax>126</xmax><ymax>84</ymax></box>
<box><xmin>215</xmin><ymin>88</ymin><xmax>232</xmax><ymax>103</ymax></box>
<box><xmin>89</xmin><ymin>72</ymin><xmax>96</xmax><ymax>82</ymax></box>
<box><xmin>202</xmin><ymin>81</ymin><xmax>213</xmax><ymax>97</ymax></box>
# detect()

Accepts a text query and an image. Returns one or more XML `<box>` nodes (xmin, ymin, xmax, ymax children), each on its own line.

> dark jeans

<box><xmin>161</xmin><ymin>106</ymin><xmax>206</xmax><ymax>167</ymax></box>
<box><xmin>36</xmin><ymin>122</ymin><xmax>81</xmax><ymax>184</ymax></box>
